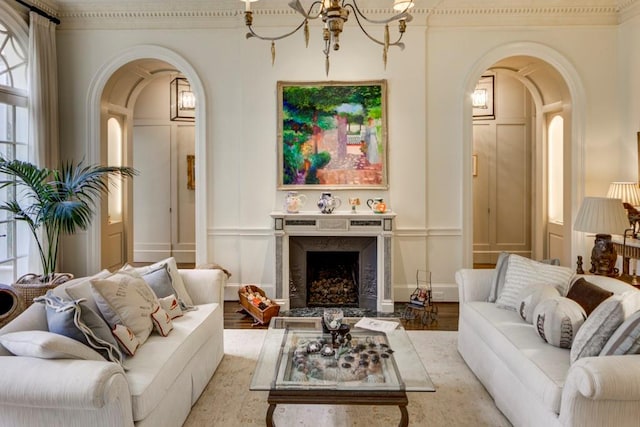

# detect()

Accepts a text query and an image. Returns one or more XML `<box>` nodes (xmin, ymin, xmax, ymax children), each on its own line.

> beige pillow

<box><xmin>0</xmin><ymin>331</ymin><xmax>105</xmax><ymax>361</ymax></box>
<box><xmin>91</xmin><ymin>274</ymin><xmax>159</xmax><ymax>345</ymax></box>
<box><xmin>121</xmin><ymin>257</ymin><xmax>193</xmax><ymax>306</ymax></box>
<box><xmin>518</xmin><ymin>284</ymin><xmax>561</xmax><ymax>324</ymax></box>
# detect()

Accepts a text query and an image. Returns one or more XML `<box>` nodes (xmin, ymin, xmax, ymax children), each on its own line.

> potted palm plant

<box><xmin>0</xmin><ymin>158</ymin><xmax>135</xmax><ymax>301</ymax></box>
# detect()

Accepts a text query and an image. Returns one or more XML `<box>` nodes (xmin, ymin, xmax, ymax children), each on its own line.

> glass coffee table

<box><xmin>250</xmin><ymin>317</ymin><xmax>435</xmax><ymax>427</ymax></box>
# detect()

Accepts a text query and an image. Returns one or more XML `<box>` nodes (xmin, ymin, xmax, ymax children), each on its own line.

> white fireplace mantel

<box><xmin>270</xmin><ymin>210</ymin><xmax>396</xmax><ymax>313</ymax></box>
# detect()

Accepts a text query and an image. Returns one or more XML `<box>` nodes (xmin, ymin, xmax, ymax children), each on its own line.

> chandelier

<box><xmin>242</xmin><ymin>0</ymin><xmax>415</xmax><ymax>75</ymax></box>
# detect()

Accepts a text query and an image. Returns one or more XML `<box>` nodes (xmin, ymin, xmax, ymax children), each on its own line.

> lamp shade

<box><xmin>574</xmin><ymin>197</ymin><xmax>629</xmax><ymax>235</ymax></box>
<box><xmin>606</xmin><ymin>182</ymin><xmax>640</xmax><ymax>206</ymax></box>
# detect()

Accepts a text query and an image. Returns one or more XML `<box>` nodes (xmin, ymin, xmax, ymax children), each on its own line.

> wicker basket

<box><xmin>0</xmin><ymin>284</ymin><xmax>23</xmax><ymax>329</ymax></box>
<box><xmin>238</xmin><ymin>285</ymin><xmax>280</xmax><ymax>326</ymax></box>
<box><xmin>13</xmin><ymin>273</ymin><xmax>74</xmax><ymax>307</ymax></box>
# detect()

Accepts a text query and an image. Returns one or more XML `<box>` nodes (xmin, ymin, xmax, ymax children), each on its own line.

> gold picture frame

<box><xmin>187</xmin><ymin>155</ymin><xmax>195</xmax><ymax>190</ymax></box>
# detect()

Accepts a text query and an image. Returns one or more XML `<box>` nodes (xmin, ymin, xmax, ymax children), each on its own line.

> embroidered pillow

<box><xmin>159</xmin><ymin>294</ymin><xmax>183</xmax><ymax>319</ymax></box>
<box><xmin>91</xmin><ymin>274</ymin><xmax>159</xmax><ymax>345</ymax></box>
<box><xmin>496</xmin><ymin>254</ymin><xmax>574</xmax><ymax>311</ymax></box>
<box><xmin>151</xmin><ymin>306</ymin><xmax>173</xmax><ymax>337</ymax></box>
<box><xmin>533</xmin><ymin>296</ymin><xmax>586</xmax><ymax>348</ymax></box>
<box><xmin>121</xmin><ymin>257</ymin><xmax>192</xmax><ymax>306</ymax></box>
<box><xmin>112</xmin><ymin>324</ymin><xmax>140</xmax><ymax>356</ymax></box>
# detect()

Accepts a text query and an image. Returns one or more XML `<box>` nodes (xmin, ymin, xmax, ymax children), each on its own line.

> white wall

<box><xmin>56</xmin><ymin>11</ymin><xmax>627</xmax><ymax>301</ymax></box>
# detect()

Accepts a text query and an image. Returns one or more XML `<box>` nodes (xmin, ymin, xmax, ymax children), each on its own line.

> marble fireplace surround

<box><xmin>271</xmin><ymin>211</ymin><xmax>396</xmax><ymax>313</ymax></box>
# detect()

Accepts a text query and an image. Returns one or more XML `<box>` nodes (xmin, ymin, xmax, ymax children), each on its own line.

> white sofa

<box><xmin>456</xmin><ymin>269</ymin><xmax>640</xmax><ymax>427</ymax></box>
<box><xmin>0</xmin><ymin>268</ymin><xmax>226</xmax><ymax>427</ymax></box>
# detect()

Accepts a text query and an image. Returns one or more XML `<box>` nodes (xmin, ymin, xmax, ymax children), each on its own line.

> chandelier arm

<box><xmin>347</xmin><ymin>6</ymin><xmax>406</xmax><ymax>48</ymax></box>
<box><xmin>288</xmin><ymin>0</ymin><xmax>324</xmax><ymax>20</ymax></box>
<box><xmin>246</xmin><ymin>20</ymin><xmax>308</xmax><ymax>42</ymax></box>
<box><xmin>349</xmin><ymin>0</ymin><xmax>412</xmax><ymax>25</ymax></box>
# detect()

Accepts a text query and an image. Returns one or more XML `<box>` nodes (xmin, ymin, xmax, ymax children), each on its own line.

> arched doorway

<box><xmin>463</xmin><ymin>43</ymin><xmax>587</xmax><ymax>268</ymax></box>
<box><xmin>86</xmin><ymin>46</ymin><xmax>207</xmax><ymax>273</ymax></box>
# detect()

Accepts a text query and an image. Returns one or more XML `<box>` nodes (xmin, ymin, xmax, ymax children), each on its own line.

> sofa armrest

<box><xmin>0</xmin><ymin>357</ymin><xmax>129</xmax><ymax>410</ymax></box>
<box><xmin>180</xmin><ymin>269</ymin><xmax>226</xmax><ymax>305</ymax></box>
<box><xmin>455</xmin><ymin>269</ymin><xmax>494</xmax><ymax>303</ymax></box>
<box><xmin>560</xmin><ymin>355</ymin><xmax>640</xmax><ymax>426</ymax></box>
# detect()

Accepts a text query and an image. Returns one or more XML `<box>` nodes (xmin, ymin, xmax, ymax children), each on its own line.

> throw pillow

<box><xmin>0</xmin><ymin>330</ymin><xmax>104</xmax><ymax>361</ymax></box>
<box><xmin>34</xmin><ymin>292</ymin><xmax>123</xmax><ymax>364</ymax></box>
<box><xmin>518</xmin><ymin>284</ymin><xmax>561</xmax><ymax>324</ymax></box>
<box><xmin>496</xmin><ymin>254</ymin><xmax>574</xmax><ymax>311</ymax></box>
<box><xmin>571</xmin><ymin>291</ymin><xmax>640</xmax><ymax>363</ymax></box>
<box><xmin>63</xmin><ymin>269</ymin><xmax>113</xmax><ymax>315</ymax></box>
<box><xmin>140</xmin><ymin>264</ymin><xmax>176</xmax><ymax>299</ymax></box>
<box><xmin>533</xmin><ymin>296</ymin><xmax>586</xmax><ymax>348</ymax></box>
<box><xmin>112</xmin><ymin>324</ymin><xmax>140</xmax><ymax>356</ymax></box>
<box><xmin>121</xmin><ymin>257</ymin><xmax>193</xmax><ymax>306</ymax></box>
<box><xmin>488</xmin><ymin>252</ymin><xmax>510</xmax><ymax>303</ymax></box>
<box><xmin>159</xmin><ymin>294</ymin><xmax>183</xmax><ymax>319</ymax></box>
<box><xmin>566</xmin><ymin>277</ymin><xmax>614</xmax><ymax>316</ymax></box>
<box><xmin>600</xmin><ymin>310</ymin><xmax>640</xmax><ymax>356</ymax></box>
<box><xmin>91</xmin><ymin>274</ymin><xmax>159</xmax><ymax>345</ymax></box>
<box><xmin>151</xmin><ymin>306</ymin><xmax>173</xmax><ymax>337</ymax></box>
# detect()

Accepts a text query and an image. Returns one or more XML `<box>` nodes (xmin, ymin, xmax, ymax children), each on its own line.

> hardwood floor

<box><xmin>224</xmin><ymin>301</ymin><xmax>459</xmax><ymax>331</ymax></box>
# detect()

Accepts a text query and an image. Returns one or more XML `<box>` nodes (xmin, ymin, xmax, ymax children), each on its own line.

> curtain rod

<box><xmin>14</xmin><ymin>0</ymin><xmax>61</xmax><ymax>25</ymax></box>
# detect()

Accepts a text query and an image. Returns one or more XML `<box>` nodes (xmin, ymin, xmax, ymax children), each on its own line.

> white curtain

<box><xmin>27</xmin><ymin>11</ymin><xmax>58</xmax><ymax>169</ymax></box>
<box><xmin>27</xmin><ymin>12</ymin><xmax>58</xmax><ymax>275</ymax></box>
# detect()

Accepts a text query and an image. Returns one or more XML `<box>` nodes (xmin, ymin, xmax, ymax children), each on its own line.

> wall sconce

<box><xmin>170</xmin><ymin>77</ymin><xmax>195</xmax><ymax>122</ymax></box>
<box><xmin>472</xmin><ymin>88</ymin><xmax>488</xmax><ymax>109</ymax></box>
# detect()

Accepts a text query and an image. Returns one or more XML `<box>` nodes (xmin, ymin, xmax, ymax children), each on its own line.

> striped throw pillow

<box><xmin>496</xmin><ymin>254</ymin><xmax>574</xmax><ymax>311</ymax></box>
<box><xmin>600</xmin><ymin>310</ymin><xmax>640</xmax><ymax>356</ymax></box>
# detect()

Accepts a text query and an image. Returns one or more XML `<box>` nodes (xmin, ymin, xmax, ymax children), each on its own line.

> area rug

<box><xmin>184</xmin><ymin>330</ymin><xmax>511</xmax><ymax>427</ymax></box>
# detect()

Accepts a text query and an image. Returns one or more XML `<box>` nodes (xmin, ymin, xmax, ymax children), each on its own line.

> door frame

<box><xmin>462</xmin><ymin>42</ymin><xmax>586</xmax><ymax>267</ymax></box>
<box><xmin>87</xmin><ymin>45</ymin><xmax>208</xmax><ymax>272</ymax></box>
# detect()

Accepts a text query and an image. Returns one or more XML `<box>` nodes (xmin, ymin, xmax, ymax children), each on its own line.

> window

<box><xmin>0</xmin><ymin>20</ymin><xmax>28</xmax><ymax>283</ymax></box>
<box><xmin>107</xmin><ymin>117</ymin><xmax>123</xmax><ymax>223</ymax></box>
<box><xmin>548</xmin><ymin>115</ymin><xmax>564</xmax><ymax>224</ymax></box>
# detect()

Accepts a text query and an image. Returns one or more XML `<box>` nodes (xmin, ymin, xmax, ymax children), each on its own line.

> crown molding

<box><xmin>51</xmin><ymin>2</ymin><xmax>638</xmax><ymax>30</ymax></box>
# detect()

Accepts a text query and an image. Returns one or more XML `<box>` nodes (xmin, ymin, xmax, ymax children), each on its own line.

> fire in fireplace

<box><xmin>307</xmin><ymin>251</ymin><xmax>359</xmax><ymax>307</ymax></box>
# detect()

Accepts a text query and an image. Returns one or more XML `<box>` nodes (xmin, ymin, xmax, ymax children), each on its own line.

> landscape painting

<box><xmin>277</xmin><ymin>80</ymin><xmax>388</xmax><ymax>189</ymax></box>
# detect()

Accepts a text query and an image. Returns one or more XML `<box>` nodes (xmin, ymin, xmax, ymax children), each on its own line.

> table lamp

<box><xmin>607</xmin><ymin>182</ymin><xmax>640</xmax><ymax>237</ymax></box>
<box><xmin>574</xmin><ymin>196</ymin><xmax>629</xmax><ymax>277</ymax></box>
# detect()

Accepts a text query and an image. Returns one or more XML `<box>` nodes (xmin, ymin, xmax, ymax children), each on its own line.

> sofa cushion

<box><xmin>496</xmin><ymin>254</ymin><xmax>574</xmax><ymax>311</ymax></box>
<box><xmin>488</xmin><ymin>252</ymin><xmax>510</xmax><ymax>302</ymax></box>
<box><xmin>0</xmin><ymin>330</ymin><xmax>105</xmax><ymax>361</ymax></box>
<box><xmin>91</xmin><ymin>274</ymin><xmax>159</xmax><ymax>346</ymax></box>
<box><xmin>518</xmin><ymin>284</ymin><xmax>560</xmax><ymax>324</ymax></box>
<box><xmin>125</xmin><ymin>302</ymin><xmax>220</xmax><ymax>421</ymax></box>
<box><xmin>571</xmin><ymin>291</ymin><xmax>640</xmax><ymax>363</ymax></box>
<box><xmin>461</xmin><ymin>301</ymin><xmax>569</xmax><ymax>414</ymax></box>
<box><xmin>566</xmin><ymin>277</ymin><xmax>613</xmax><ymax>315</ymax></box>
<box><xmin>532</xmin><ymin>296</ymin><xmax>586</xmax><ymax>348</ymax></box>
<box><xmin>121</xmin><ymin>257</ymin><xmax>193</xmax><ymax>307</ymax></box>
<box><xmin>35</xmin><ymin>291</ymin><xmax>123</xmax><ymax>364</ymax></box>
<box><xmin>600</xmin><ymin>310</ymin><xmax>640</xmax><ymax>356</ymax></box>
<box><xmin>139</xmin><ymin>264</ymin><xmax>177</xmax><ymax>299</ymax></box>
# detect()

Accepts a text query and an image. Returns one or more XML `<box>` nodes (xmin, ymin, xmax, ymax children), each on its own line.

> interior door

<box><xmin>473</xmin><ymin>72</ymin><xmax>532</xmax><ymax>264</ymax></box>
<box><xmin>132</xmin><ymin>125</ymin><xmax>172</xmax><ymax>262</ymax></box>
<box><xmin>102</xmin><ymin>115</ymin><xmax>128</xmax><ymax>271</ymax></box>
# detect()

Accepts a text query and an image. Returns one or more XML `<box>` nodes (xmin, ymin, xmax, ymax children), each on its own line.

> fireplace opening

<box><xmin>307</xmin><ymin>251</ymin><xmax>359</xmax><ymax>307</ymax></box>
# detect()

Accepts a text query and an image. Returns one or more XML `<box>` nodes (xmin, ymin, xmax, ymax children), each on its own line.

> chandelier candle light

<box><xmin>242</xmin><ymin>0</ymin><xmax>415</xmax><ymax>76</ymax></box>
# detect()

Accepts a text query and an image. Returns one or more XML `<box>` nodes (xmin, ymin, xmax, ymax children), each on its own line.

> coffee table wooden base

<box><xmin>266</xmin><ymin>389</ymin><xmax>409</xmax><ymax>427</ymax></box>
